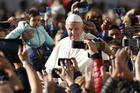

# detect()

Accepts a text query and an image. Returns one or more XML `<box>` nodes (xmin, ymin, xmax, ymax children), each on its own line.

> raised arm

<box><xmin>18</xmin><ymin>46</ymin><xmax>42</xmax><ymax>93</ymax></box>
<box><xmin>0</xmin><ymin>52</ymin><xmax>23</xmax><ymax>91</ymax></box>
<box><xmin>5</xmin><ymin>21</ymin><xmax>26</xmax><ymax>39</ymax></box>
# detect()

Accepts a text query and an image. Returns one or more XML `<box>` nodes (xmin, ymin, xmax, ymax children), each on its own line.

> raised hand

<box><xmin>84</xmin><ymin>39</ymin><xmax>98</xmax><ymax>55</ymax></box>
<box><xmin>135</xmin><ymin>51</ymin><xmax>140</xmax><ymax>81</ymax></box>
<box><xmin>85</xmin><ymin>66</ymin><xmax>92</xmax><ymax>91</ymax></box>
<box><xmin>18</xmin><ymin>45</ymin><xmax>28</xmax><ymax>62</ymax></box>
<box><xmin>70</xmin><ymin>57</ymin><xmax>80</xmax><ymax>72</ymax></box>
<box><xmin>43</xmin><ymin>70</ymin><xmax>56</xmax><ymax>93</ymax></box>
<box><xmin>56</xmin><ymin>60</ymin><xmax>74</xmax><ymax>86</ymax></box>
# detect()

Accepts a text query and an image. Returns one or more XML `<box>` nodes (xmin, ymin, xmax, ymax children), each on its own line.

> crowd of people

<box><xmin>0</xmin><ymin>0</ymin><xmax>140</xmax><ymax>93</ymax></box>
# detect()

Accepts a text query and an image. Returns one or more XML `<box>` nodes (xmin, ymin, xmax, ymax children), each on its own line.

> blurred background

<box><xmin>0</xmin><ymin>0</ymin><xmax>140</xmax><ymax>21</ymax></box>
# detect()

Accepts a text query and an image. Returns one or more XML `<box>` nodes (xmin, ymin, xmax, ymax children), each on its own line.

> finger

<box><xmin>37</xmin><ymin>71</ymin><xmax>43</xmax><ymax>80</ymax></box>
<box><xmin>55</xmin><ymin>70</ymin><xmax>61</xmax><ymax>76</ymax></box>
<box><xmin>48</xmin><ymin>70</ymin><xmax>53</xmax><ymax>81</ymax></box>
<box><xmin>100</xmin><ymin>66</ymin><xmax>106</xmax><ymax>77</ymax></box>
<box><xmin>42</xmin><ymin>69</ymin><xmax>48</xmax><ymax>76</ymax></box>
<box><xmin>60</xmin><ymin>60</ymin><xmax>64</xmax><ymax>69</ymax></box>
<box><xmin>98</xmin><ymin>38</ymin><xmax>104</xmax><ymax>43</ymax></box>
<box><xmin>91</xmin><ymin>40</ymin><xmax>96</xmax><ymax>44</ymax></box>
<box><xmin>0</xmin><ymin>51</ymin><xmax>5</xmax><ymax>57</ymax></box>
<box><xmin>70</xmin><ymin>57</ymin><xmax>76</xmax><ymax>64</ymax></box>
<box><xmin>109</xmin><ymin>65</ymin><xmax>112</xmax><ymax>75</ymax></box>
<box><xmin>85</xmin><ymin>65</ymin><xmax>90</xmax><ymax>74</ymax></box>
<box><xmin>112</xmin><ymin>59</ymin><xmax>115</xmax><ymax>71</ymax></box>
<box><xmin>83</xmin><ymin>39</ymin><xmax>89</xmax><ymax>44</ymax></box>
<box><xmin>87</xmin><ymin>41</ymin><xmax>97</xmax><ymax>50</ymax></box>
<box><xmin>65</xmin><ymin>60</ymin><xmax>71</xmax><ymax>71</ymax></box>
<box><xmin>18</xmin><ymin>45</ymin><xmax>22</xmax><ymax>55</ymax></box>
<box><xmin>23</xmin><ymin>45</ymin><xmax>26</xmax><ymax>52</ymax></box>
<box><xmin>124</xmin><ymin>47</ymin><xmax>128</xmax><ymax>51</ymax></box>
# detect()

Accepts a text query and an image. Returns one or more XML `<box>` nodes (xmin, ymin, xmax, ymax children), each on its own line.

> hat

<box><xmin>66</xmin><ymin>14</ymin><xmax>83</xmax><ymax>23</ymax></box>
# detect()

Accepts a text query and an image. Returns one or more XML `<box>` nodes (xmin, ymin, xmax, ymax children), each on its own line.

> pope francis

<box><xmin>45</xmin><ymin>13</ymin><xmax>96</xmax><ymax>73</ymax></box>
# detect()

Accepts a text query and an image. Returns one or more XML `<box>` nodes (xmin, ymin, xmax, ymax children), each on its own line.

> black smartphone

<box><xmin>58</xmin><ymin>58</ymin><xmax>72</xmax><ymax>66</ymax></box>
<box><xmin>0</xmin><ymin>21</ymin><xmax>10</xmax><ymax>29</ymax></box>
<box><xmin>113</xmin><ymin>8</ymin><xmax>125</xmax><ymax>15</ymax></box>
<box><xmin>72</xmin><ymin>41</ymin><xmax>86</xmax><ymax>49</ymax></box>
<box><xmin>77</xmin><ymin>2</ymin><xmax>88</xmax><ymax>8</ymax></box>
<box><xmin>0</xmin><ymin>39</ymin><xmax>22</xmax><ymax>63</ymax></box>
<box><xmin>134</xmin><ymin>11</ymin><xmax>140</xmax><ymax>15</ymax></box>
<box><xmin>104</xmin><ymin>60</ymin><xmax>112</xmax><ymax>72</ymax></box>
<box><xmin>122</xmin><ymin>38</ymin><xmax>139</xmax><ymax>47</ymax></box>
<box><xmin>52</xmin><ymin>68</ymin><xmax>61</xmax><ymax>78</ymax></box>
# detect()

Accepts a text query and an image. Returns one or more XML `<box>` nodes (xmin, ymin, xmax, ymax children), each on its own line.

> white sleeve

<box><xmin>45</xmin><ymin>44</ymin><xmax>61</xmax><ymax>72</ymax></box>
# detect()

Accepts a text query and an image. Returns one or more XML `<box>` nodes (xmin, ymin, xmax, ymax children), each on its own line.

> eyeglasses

<box><xmin>112</xmin><ymin>47</ymin><xmax>121</xmax><ymax>51</ymax></box>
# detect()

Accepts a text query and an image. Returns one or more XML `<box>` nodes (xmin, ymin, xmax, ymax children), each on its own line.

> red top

<box><xmin>93</xmin><ymin>58</ymin><xmax>104</xmax><ymax>93</ymax></box>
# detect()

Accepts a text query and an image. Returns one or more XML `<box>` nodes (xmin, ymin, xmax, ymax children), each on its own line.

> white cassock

<box><xmin>45</xmin><ymin>32</ymin><xmax>96</xmax><ymax>73</ymax></box>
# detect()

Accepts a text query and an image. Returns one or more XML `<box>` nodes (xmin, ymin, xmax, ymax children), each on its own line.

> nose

<box><xmin>71</xmin><ymin>29</ymin><xmax>76</xmax><ymax>34</ymax></box>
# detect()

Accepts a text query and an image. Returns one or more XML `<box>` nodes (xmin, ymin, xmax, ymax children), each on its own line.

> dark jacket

<box><xmin>101</xmin><ymin>77</ymin><xmax>140</xmax><ymax>93</ymax></box>
<box><xmin>70</xmin><ymin>83</ymin><xmax>82</xmax><ymax>93</ymax></box>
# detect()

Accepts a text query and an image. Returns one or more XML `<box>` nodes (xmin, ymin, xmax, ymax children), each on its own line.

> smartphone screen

<box><xmin>58</xmin><ymin>58</ymin><xmax>72</xmax><ymax>66</ymax></box>
<box><xmin>72</xmin><ymin>41</ymin><xmax>86</xmax><ymax>49</ymax></box>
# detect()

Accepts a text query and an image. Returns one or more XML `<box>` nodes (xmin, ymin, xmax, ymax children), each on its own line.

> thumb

<box><xmin>100</xmin><ymin>66</ymin><xmax>106</xmax><ymax>77</ymax></box>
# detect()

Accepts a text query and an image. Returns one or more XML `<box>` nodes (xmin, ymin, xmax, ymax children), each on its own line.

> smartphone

<box><xmin>122</xmin><ymin>38</ymin><xmax>139</xmax><ymax>47</ymax></box>
<box><xmin>77</xmin><ymin>2</ymin><xmax>88</xmax><ymax>8</ymax></box>
<box><xmin>104</xmin><ymin>60</ymin><xmax>112</xmax><ymax>72</ymax></box>
<box><xmin>52</xmin><ymin>68</ymin><xmax>61</xmax><ymax>78</ymax></box>
<box><xmin>0</xmin><ymin>21</ymin><xmax>10</xmax><ymax>29</ymax></box>
<box><xmin>72</xmin><ymin>41</ymin><xmax>86</xmax><ymax>49</ymax></box>
<box><xmin>113</xmin><ymin>8</ymin><xmax>125</xmax><ymax>15</ymax></box>
<box><xmin>134</xmin><ymin>11</ymin><xmax>140</xmax><ymax>15</ymax></box>
<box><xmin>0</xmin><ymin>39</ymin><xmax>22</xmax><ymax>63</ymax></box>
<box><xmin>58</xmin><ymin>58</ymin><xmax>72</xmax><ymax>66</ymax></box>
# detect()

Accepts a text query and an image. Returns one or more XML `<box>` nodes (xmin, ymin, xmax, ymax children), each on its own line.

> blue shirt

<box><xmin>5</xmin><ymin>21</ymin><xmax>55</xmax><ymax>48</ymax></box>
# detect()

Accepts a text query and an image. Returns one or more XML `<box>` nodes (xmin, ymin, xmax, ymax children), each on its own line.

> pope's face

<box><xmin>66</xmin><ymin>22</ymin><xmax>84</xmax><ymax>41</ymax></box>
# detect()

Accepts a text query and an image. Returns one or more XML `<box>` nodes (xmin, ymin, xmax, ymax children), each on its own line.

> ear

<box><xmin>81</xmin><ymin>23</ymin><xmax>85</xmax><ymax>30</ymax></box>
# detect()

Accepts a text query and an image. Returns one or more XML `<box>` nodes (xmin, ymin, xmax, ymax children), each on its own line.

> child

<box><xmin>5</xmin><ymin>8</ymin><xmax>55</xmax><ymax>71</ymax></box>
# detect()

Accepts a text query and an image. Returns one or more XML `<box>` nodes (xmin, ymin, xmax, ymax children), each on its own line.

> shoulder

<box><xmin>18</xmin><ymin>21</ymin><xmax>30</xmax><ymax>29</ymax></box>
